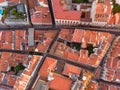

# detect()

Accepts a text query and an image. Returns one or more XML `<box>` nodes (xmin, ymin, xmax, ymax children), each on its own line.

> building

<box><xmin>0</xmin><ymin>0</ymin><xmax>30</xmax><ymax>27</ymax></box>
<box><xmin>101</xmin><ymin>36</ymin><xmax>120</xmax><ymax>83</ymax></box>
<box><xmin>0</xmin><ymin>30</ymin><xmax>57</xmax><ymax>52</ymax></box>
<box><xmin>32</xmin><ymin>57</ymin><xmax>94</xmax><ymax>90</ymax></box>
<box><xmin>13</xmin><ymin>55</ymin><xmax>42</xmax><ymax>90</ymax></box>
<box><xmin>29</xmin><ymin>0</ymin><xmax>52</xmax><ymax>25</ymax></box>
<box><xmin>91</xmin><ymin>0</ymin><xmax>112</xmax><ymax>26</ymax></box>
<box><xmin>51</xmin><ymin>0</ymin><xmax>93</xmax><ymax>26</ymax></box>
<box><xmin>50</xmin><ymin>29</ymin><xmax>114</xmax><ymax>67</ymax></box>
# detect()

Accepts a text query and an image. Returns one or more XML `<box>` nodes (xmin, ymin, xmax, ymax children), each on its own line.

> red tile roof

<box><xmin>72</xmin><ymin>29</ymin><xmax>84</xmax><ymax>43</ymax></box>
<box><xmin>49</xmin><ymin>74</ymin><xmax>72</xmax><ymax>90</ymax></box>
<box><xmin>67</xmin><ymin>50</ymin><xmax>79</xmax><ymax>61</ymax></box>
<box><xmin>63</xmin><ymin>64</ymin><xmax>81</xmax><ymax>76</ymax></box>
<box><xmin>39</xmin><ymin>57</ymin><xmax>57</xmax><ymax>80</ymax></box>
<box><xmin>99</xmin><ymin>82</ymin><xmax>120</xmax><ymax>90</ymax></box>
<box><xmin>59</xmin><ymin>29</ymin><xmax>74</xmax><ymax>41</ymax></box>
<box><xmin>0</xmin><ymin>0</ymin><xmax>5</xmax><ymax>3</ymax></box>
<box><xmin>36</xmin><ymin>43</ymin><xmax>47</xmax><ymax>52</ymax></box>
<box><xmin>106</xmin><ymin>58</ymin><xmax>113</xmax><ymax>68</ymax></box>
<box><xmin>1</xmin><ymin>52</ymin><xmax>11</xmax><ymax>59</ymax></box>
<box><xmin>59</xmin><ymin>29</ymin><xmax>70</xmax><ymax>39</ymax></box>
<box><xmin>13</xmin><ymin>55</ymin><xmax>42</xmax><ymax>90</ymax></box>
<box><xmin>87</xmin><ymin>80</ymin><xmax>98</xmax><ymax>90</ymax></box>
<box><xmin>6</xmin><ymin>75</ymin><xmax>17</xmax><ymax>86</ymax></box>
<box><xmin>52</xmin><ymin>0</ymin><xmax>81</xmax><ymax>20</ymax></box>
<box><xmin>2</xmin><ymin>43</ymin><xmax>12</xmax><ymax>49</ymax></box>
<box><xmin>94</xmin><ymin>1</ymin><xmax>112</xmax><ymax>22</ymax></box>
<box><xmin>99</xmin><ymin>83</ymin><xmax>109</xmax><ymax>90</ymax></box>
<box><xmin>53</xmin><ymin>29</ymin><xmax>113</xmax><ymax>67</ymax></box>
<box><xmin>88</xmin><ymin>54</ymin><xmax>98</xmax><ymax>67</ymax></box>
<box><xmin>105</xmin><ymin>69</ymin><xmax>115</xmax><ymax>81</ymax></box>
<box><xmin>103</xmin><ymin>37</ymin><xmax>120</xmax><ymax>83</ymax></box>
<box><xmin>78</xmin><ymin>49</ymin><xmax>89</xmax><ymax>64</ymax></box>
<box><xmin>94</xmin><ymin>66</ymin><xmax>102</xmax><ymax>79</ymax></box>
<box><xmin>0</xmin><ymin>60</ymin><xmax>9</xmax><ymax>72</ymax></box>
<box><xmin>31</xmin><ymin>0</ymin><xmax>52</xmax><ymax>24</ymax></box>
<box><xmin>109</xmin><ymin>85</ymin><xmax>120</xmax><ymax>90</ymax></box>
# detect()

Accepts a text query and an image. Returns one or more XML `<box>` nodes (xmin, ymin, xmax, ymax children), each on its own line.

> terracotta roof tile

<box><xmin>106</xmin><ymin>58</ymin><xmax>113</xmax><ymax>68</ymax></box>
<box><xmin>59</xmin><ymin>29</ymin><xmax>70</xmax><ymax>39</ymax></box>
<box><xmin>105</xmin><ymin>69</ymin><xmax>115</xmax><ymax>81</ymax></box>
<box><xmin>49</xmin><ymin>74</ymin><xmax>72</xmax><ymax>90</ymax></box>
<box><xmin>2</xmin><ymin>43</ymin><xmax>12</xmax><ymax>49</ymax></box>
<box><xmin>7</xmin><ymin>75</ymin><xmax>17</xmax><ymax>86</ymax></box>
<box><xmin>0</xmin><ymin>0</ymin><xmax>5</xmax><ymax>3</ymax></box>
<box><xmin>87</xmin><ymin>81</ymin><xmax>98</xmax><ymax>90</ymax></box>
<box><xmin>0</xmin><ymin>61</ymin><xmax>9</xmax><ymax>72</ymax></box>
<box><xmin>36</xmin><ymin>43</ymin><xmax>47</xmax><ymax>52</ymax></box>
<box><xmin>84</xmin><ymin>31</ymin><xmax>91</xmax><ymax>42</ymax></box>
<box><xmin>15</xmin><ymin>38</ymin><xmax>21</xmax><ymax>50</ymax></box>
<box><xmin>63</xmin><ymin>64</ymin><xmax>81</xmax><ymax>76</ymax></box>
<box><xmin>39</xmin><ymin>57</ymin><xmax>57</xmax><ymax>80</ymax></box>
<box><xmin>94</xmin><ymin>66</ymin><xmax>102</xmax><ymax>79</ymax></box>
<box><xmin>87</xmin><ymin>54</ymin><xmax>98</xmax><ymax>66</ymax></box>
<box><xmin>94</xmin><ymin>2</ymin><xmax>112</xmax><ymax>22</ymax></box>
<box><xmin>78</xmin><ymin>49</ymin><xmax>89</xmax><ymax>64</ymax></box>
<box><xmin>31</xmin><ymin>0</ymin><xmax>52</xmax><ymax>24</ymax></box>
<box><xmin>99</xmin><ymin>83</ymin><xmax>109</xmax><ymax>90</ymax></box>
<box><xmin>52</xmin><ymin>0</ymin><xmax>81</xmax><ymax>20</ymax></box>
<box><xmin>67</xmin><ymin>50</ymin><xmax>79</xmax><ymax>61</ymax></box>
<box><xmin>102</xmin><ymin>37</ymin><xmax>120</xmax><ymax>83</ymax></box>
<box><xmin>72</xmin><ymin>29</ymin><xmax>84</xmax><ymax>43</ymax></box>
<box><xmin>112</xmin><ymin>58</ymin><xmax>119</xmax><ymax>69</ymax></box>
<box><xmin>1</xmin><ymin>52</ymin><xmax>11</xmax><ymax>59</ymax></box>
<box><xmin>13</xmin><ymin>55</ymin><xmax>42</xmax><ymax>90</ymax></box>
<box><xmin>109</xmin><ymin>85</ymin><xmax>120</xmax><ymax>90</ymax></box>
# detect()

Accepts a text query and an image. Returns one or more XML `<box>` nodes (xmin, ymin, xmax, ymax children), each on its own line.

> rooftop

<box><xmin>93</xmin><ymin>0</ymin><xmax>112</xmax><ymax>23</ymax></box>
<box><xmin>101</xmin><ymin>36</ymin><xmax>120</xmax><ymax>83</ymax></box>
<box><xmin>30</xmin><ymin>0</ymin><xmax>52</xmax><ymax>24</ymax></box>
<box><xmin>62</xmin><ymin>63</ymin><xmax>81</xmax><ymax>76</ymax></box>
<box><xmin>99</xmin><ymin>82</ymin><xmax>120</xmax><ymax>90</ymax></box>
<box><xmin>39</xmin><ymin>57</ymin><xmax>57</xmax><ymax>81</ymax></box>
<box><xmin>87</xmin><ymin>80</ymin><xmax>98</xmax><ymax>90</ymax></box>
<box><xmin>33</xmin><ymin>56</ymin><xmax>95</xmax><ymax>90</ymax></box>
<box><xmin>50</xmin><ymin>29</ymin><xmax>114</xmax><ymax>67</ymax></box>
<box><xmin>52</xmin><ymin>0</ymin><xmax>82</xmax><ymax>20</ymax></box>
<box><xmin>0</xmin><ymin>30</ymin><xmax>57</xmax><ymax>52</ymax></box>
<box><xmin>0</xmin><ymin>52</ymin><xmax>29</xmax><ymax>87</ymax></box>
<box><xmin>13</xmin><ymin>55</ymin><xmax>42</xmax><ymax>90</ymax></box>
<box><xmin>49</xmin><ymin>74</ymin><xmax>72</xmax><ymax>90</ymax></box>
